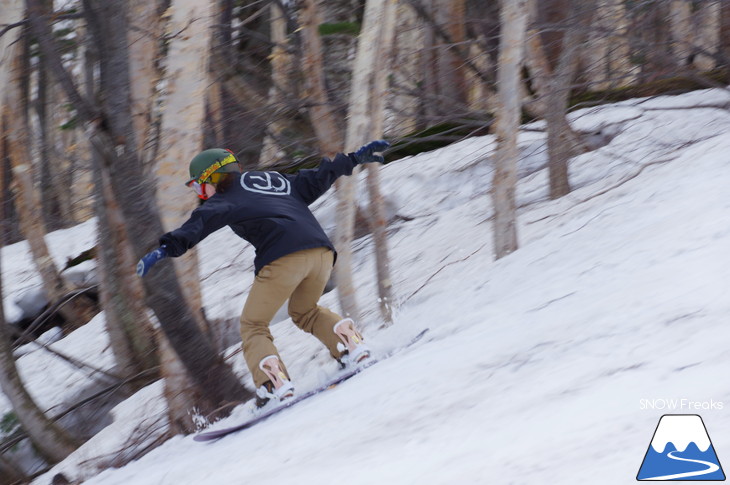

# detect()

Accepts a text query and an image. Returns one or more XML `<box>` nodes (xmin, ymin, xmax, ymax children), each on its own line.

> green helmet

<box><xmin>187</xmin><ymin>148</ymin><xmax>240</xmax><ymax>185</ymax></box>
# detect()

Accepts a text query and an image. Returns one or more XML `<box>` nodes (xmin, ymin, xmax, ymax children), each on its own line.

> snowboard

<box><xmin>194</xmin><ymin>328</ymin><xmax>430</xmax><ymax>442</ymax></box>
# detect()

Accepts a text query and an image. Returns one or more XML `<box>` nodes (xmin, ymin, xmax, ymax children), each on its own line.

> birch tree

<box><xmin>670</xmin><ymin>0</ymin><xmax>721</xmax><ymax>71</ymax></box>
<box><xmin>525</xmin><ymin>0</ymin><xmax>592</xmax><ymax>199</ymax></box>
<box><xmin>582</xmin><ymin>0</ymin><xmax>635</xmax><ymax>90</ymax></box>
<box><xmin>259</xmin><ymin>1</ymin><xmax>295</xmax><ymax>166</ymax></box>
<box><xmin>344</xmin><ymin>0</ymin><xmax>397</xmax><ymax>324</ymax></box>
<box><xmin>297</xmin><ymin>0</ymin><xmax>361</xmax><ymax>320</ymax></box>
<box><xmin>633</xmin><ymin>1</ymin><xmax>675</xmax><ymax>80</ymax></box>
<box><xmin>491</xmin><ymin>0</ymin><xmax>527</xmax><ymax>259</ymax></box>
<box><xmin>0</xmin><ymin>3</ymin><xmax>79</xmax><ymax>462</ymax></box>
<box><xmin>157</xmin><ymin>1</ymin><xmax>211</xmax><ymax>317</ymax></box>
<box><xmin>0</xmin><ymin>1</ymin><xmax>23</xmax><ymax>249</ymax></box>
<box><xmin>128</xmin><ymin>0</ymin><xmax>162</xmax><ymax>154</ymax></box>
<box><xmin>298</xmin><ymin>0</ymin><xmax>343</xmax><ymax>156</ymax></box>
<box><xmin>433</xmin><ymin>0</ymin><xmax>467</xmax><ymax>112</ymax></box>
<box><xmin>92</xmin><ymin>164</ymin><xmax>159</xmax><ymax>385</ymax></box>
<box><xmin>0</xmin><ymin>2</ymin><xmax>23</xmax><ymax>116</ymax></box>
<box><xmin>206</xmin><ymin>0</ymin><xmax>233</xmax><ymax>147</ymax></box>
<box><xmin>387</xmin><ymin>2</ymin><xmax>422</xmax><ymax>136</ymax></box>
<box><xmin>33</xmin><ymin>3</ymin><xmax>67</xmax><ymax>232</ymax></box>
<box><xmin>694</xmin><ymin>2</ymin><xmax>721</xmax><ymax>71</ymax></box>
<box><xmin>155</xmin><ymin>0</ymin><xmax>222</xmax><ymax>433</ymax></box>
<box><xmin>3</xmin><ymin>26</ymin><xmax>96</xmax><ymax>331</ymax></box>
<box><xmin>465</xmin><ymin>36</ymin><xmax>496</xmax><ymax>114</ymax></box>
<box><xmin>85</xmin><ymin>0</ymin><xmax>162</xmax><ymax>385</ymax></box>
<box><xmin>26</xmin><ymin>0</ymin><xmax>251</xmax><ymax>430</ymax></box>
<box><xmin>417</xmin><ymin>0</ymin><xmax>468</xmax><ymax>120</ymax></box>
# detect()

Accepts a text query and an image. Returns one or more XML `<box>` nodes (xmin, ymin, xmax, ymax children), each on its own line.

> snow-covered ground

<box><xmin>2</xmin><ymin>88</ymin><xmax>730</xmax><ymax>484</ymax></box>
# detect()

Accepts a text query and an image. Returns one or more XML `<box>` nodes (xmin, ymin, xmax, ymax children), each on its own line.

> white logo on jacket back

<box><xmin>241</xmin><ymin>171</ymin><xmax>291</xmax><ymax>195</ymax></box>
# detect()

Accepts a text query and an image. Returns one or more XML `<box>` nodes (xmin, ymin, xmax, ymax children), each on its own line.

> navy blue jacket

<box><xmin>160</xmin><ymin>153</ymin><xmax>358</xmax><ymax>274</ymax></box>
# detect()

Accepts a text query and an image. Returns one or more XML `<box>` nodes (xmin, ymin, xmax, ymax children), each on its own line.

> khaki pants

<box><xmin>240</xmin><ymin>247</ymin><xmax>344</xmax><ymax>388</ymax></box>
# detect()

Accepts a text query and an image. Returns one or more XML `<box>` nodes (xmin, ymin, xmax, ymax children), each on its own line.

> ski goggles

<box><xmin>188</xmin><ymin>181</ymin><xmax>208</xmax><ymax>198</ymax></box>
<box><xmin>188</xmin><ymin>172</ymin><xmax>229</xmax><ymax>199</ymax></box>
<box><xmin>186</xmin><ymin>171</ymin><xmax>225</xmax><ymax>193</ymax></box>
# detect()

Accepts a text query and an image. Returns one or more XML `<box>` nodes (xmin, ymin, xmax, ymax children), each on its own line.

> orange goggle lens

<box><xmin>208</xmin><ymin>172</ymin><xmax>225</xmax><ymax>184</ymax></box>
<box><xmin>186</xmin><ymin>173</ymin><xmax>225</xmax><ymax>195</ymax></box>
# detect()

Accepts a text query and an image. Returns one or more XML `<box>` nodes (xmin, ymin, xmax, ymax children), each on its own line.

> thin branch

<box><xmin>0</xmin><ymin>367</ymin><xmax>159</xmax><ymax>455</ymax></box>
<box><xmin>404</xmin><ymin>0</ymin><xmax>493</xmax><ymax>86</ymax></box>
<box><xmin>12</xmin><ymin>286</ymin><xmax>97</xmax><ymax>346</ymax></box>
<box><xmin>0</xmin><ymin>11</ymin><xmax>84</xmax><ymax>39</ymax></box>
<box><xmin>25</xmin><ymin>0</ymin><xmax>101</xmax><ymax>124</ymax></box>
<box><xmin>404</xmin><ymin>243</ymin><xmax>488</xmax><ymax>303</ymax></box>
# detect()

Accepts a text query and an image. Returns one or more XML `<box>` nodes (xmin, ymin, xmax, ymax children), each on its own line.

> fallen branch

<box><xmin>404</xmin><ymin>243</ymin><xmax>488</xmax><ymax>303</ymax></box>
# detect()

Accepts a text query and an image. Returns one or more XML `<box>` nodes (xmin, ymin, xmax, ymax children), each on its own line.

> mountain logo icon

<box><xmin>637</xmin><ymin>414</ymin><xmax>725</xmax><ymax>481</ymax></box>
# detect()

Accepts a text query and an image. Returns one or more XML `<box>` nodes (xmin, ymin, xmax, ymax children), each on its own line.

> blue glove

<box><xmin>136</xmin><ymin>246</ymin><xmax>168</xmax><ymax>277</ymax></box>
<box><xmin>353</xmin><ymin>140</ymin><xmax>390</xmax><ymax>164</ymax></box>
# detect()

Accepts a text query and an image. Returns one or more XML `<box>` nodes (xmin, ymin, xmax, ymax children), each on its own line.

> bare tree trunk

<box><xmin>435</xmin><ymin>0</ymin><xmax>468</xmax><ymax>109</ymax></box>
<box><xmin>721</xmin><ymin>2</ymin><xmax>730</xmax><ymax>58</ymax></box>
<box><xmin>0</xmin><ymin>0</ymin><xmax>77</xmax><ymax>462</ymax></box>
<box><xmin>128</xmin><ymin>0</ymin><xmax>163</xmax><ymax>155</ymax></box>
<box><xmin>94</xmin><ymin>160</ymin><xmax>159</xmax><ymax>383</ymax></box>
<box><xmin>4</xmin><ymin>37</ymin><xmax>96</xmax><ymax>331</ymax></box>
<box><xmin>332</xmin><ymin>179</ymin><xmax>360</xmax><ymax>319</ymax></box>
<box><xmin>387</xmin><ymin>2</ymin><xmax>422</xmax><ymax>136</ymax></box>
<box><xmin>34</xmin><ymin>32</ymin><xmax>65</xmax><ymax>231</ymax></box>
<box><xmin>259</xmin><ymin>2</ymin><xmax>295</xmax><ymax>166</ymax></box>
<box><xmin>465</xmin><ymin>36</ymin><xmax>496</xmax><ymax>113</ymax></box>
<box><xmin>156</xmin><ymin>0</ymin><xmax>220</xmax><ymax>433</ymax></box>
<box><xmin>28</xmin><ymin>0</ymin><xmax>73</xmax><ymax>232</ymax></box>
<box><xmin>693</xmin><ymin>1</ymin><xmax>720</xmax><ymax>71</ymax></box>
<box><xmin>0</xmin><ymin>0</ymin><xmax>24</xmax><ymax>248</ymax></box>
<box><xmin>157</xmin><ymin>0</ymin><xmax>211</xmax><ymax>316</ymax></box>
<box><xmin>206</xmin><ymin>0</ymin><xmax>233</xmax><ymax>147</ymax></box>
<box><xmin>345</xmin><ymin>0</ymin><xmax>398</xmax><ymax>324</ymax></box>
<box><xmin>26</xmin><ymin>0</ymin><xmax>251</xmax><ymax>429</ymax></box>
<box><xmin>544</xmin><ymin>84</ymin><xmax>573</xmax><ymax>199</ymax></box>
<box><xmin>298</xmin><ymin>0</ymin><xmax>361</xmax><ymax>320</ymax></box>
<box><xmin>298</xmin><ymin>0</ymin><xmax>345</xmax><ymax>154</ymax></box>
<box><xmin>583</xmin><ymin>0</ymin><xmax>635</xmax><ymax>89</ymax></box>
<box><xmin>365</xmin><ymin>167</ymin><xmax>394</xmax><ymax>324</ymax></box>
<box><xmin>0</xmin><ymin>235</ymin><xmax>79</xmax><ymax>466</ymax></box>
<box><xmin>670</xmin><ymin>0</ymin><xmax>693</xmax><ymax>66</ymax></box>
<box><xmin>669</xmin><ymin>1</ymin><xmax>720</xmax><ymax>71</ymax></box>
<box><xmin>0</xmin><ymin>0</ymin><xmax>24</xmax><ymax>99</ymax></box>
<box><xmin>421</xmin><ymin>7</ymin><xmax>440</xmax><ymax>122</ymax></box>
<box><xmin>0</xmin><ymin>0</ymin><xmax>24</xmax><ymax>249</ymax></box>
<box><xmin>491</xmin><ymin>0</ymin><xmax>527</xmax><ymax>259</ymax></box>
<box><xmin>79</xmin><ymin>19</ymin><xmax>159</xmax><ymax>387</ymax></box>
<box><xmin>1</xmin><ymin>117</ymin><xmax>19</xmax><ymax>248</ymax></box>
<box><xmin>525</xmin><ymin>0</ymin><xmax>592</xmax><ymax>199</ymax></box>
<box><xmin>46</xmin><ymin>81</ymin><xmax>78</xmax><ymax>226</ymax></box>
<box><xmin>419</xmin><ymin>0</ymin><xmax>468</xmax><ymax>118</ymax></box>
<box><xmin>637</xmin><ymin>1</ymin><xmax>675</xmax><ymax>81</ymax></box>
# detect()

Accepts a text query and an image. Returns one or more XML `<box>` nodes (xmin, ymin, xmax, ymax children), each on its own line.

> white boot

<box><xmin>256</xmin><ymin>355</ymin><xmax>294</xmax><ymax>407</ymax></box>
<box><xmin>334</xmin><ymin>318</ymin><xmax>371</xmax><ymax>366</ymax></box>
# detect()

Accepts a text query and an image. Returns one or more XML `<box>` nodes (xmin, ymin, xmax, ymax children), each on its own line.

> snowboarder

<box><xmin>136</xmin><ymin>140</ymin><xmax>390</xmax><ymax>407</ymax></box>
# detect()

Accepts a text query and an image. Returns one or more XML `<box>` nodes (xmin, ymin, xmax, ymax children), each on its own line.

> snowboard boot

<box><xmin>334</xmin><ymin>318</ymin><xmax>371</xmax><ymax>367</ymax></box>
<box><xmin>256</xmin><ymin>355</ymin><xmax>294</xmax><ymax>408</ymax></box>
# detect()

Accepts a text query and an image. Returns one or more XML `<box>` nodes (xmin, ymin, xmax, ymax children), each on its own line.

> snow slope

<box><xmin>2</xmin><ymin>88</ymin><xmax>729</xmax><ymax>484</ymax></box>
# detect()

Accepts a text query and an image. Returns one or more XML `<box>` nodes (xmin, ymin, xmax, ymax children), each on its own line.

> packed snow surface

<box><xmin>2</xmin><ymin>89</ymin><xmax>729</xmax><ymax>484</ymax></box>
